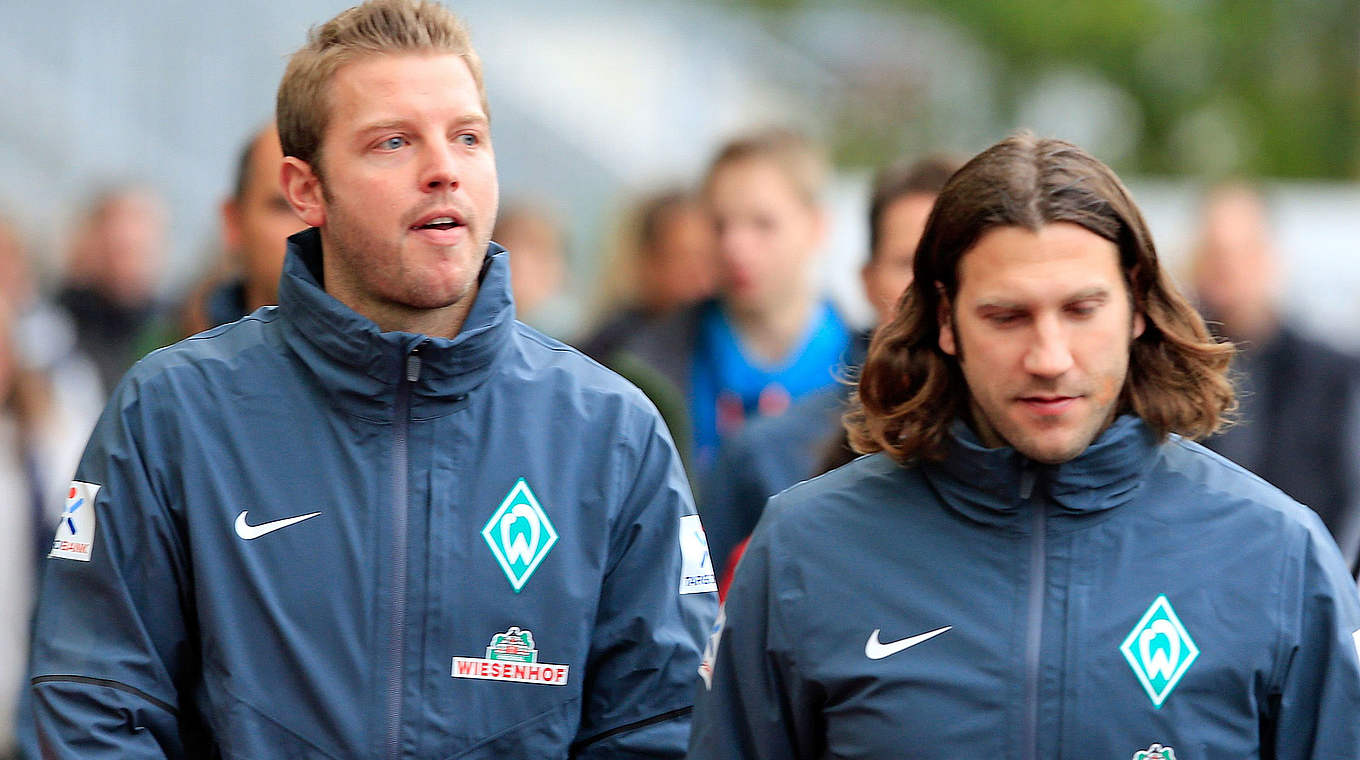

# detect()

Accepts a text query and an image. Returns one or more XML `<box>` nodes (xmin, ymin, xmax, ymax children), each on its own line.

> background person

<box><xmin>55</xmin><ymin>185</ymin><xmax>169</xmax><ymax>390</ymax></box>
<box><xmin>27</xmin><ymin>2</ymin><xmax>716</xmax><ymax>756</ymax></box>
<box><xmin>0</xmin><ymin>215</ymin><xmax>101</xmax><ymax>759</ymax></box>
<box><xmin>147</xmin><ymin>123</ymin><xmax>308</xmax><ymax>345</ymax></box>
<box><xmin>689</xmin><ymin>134</ymin><xmax>1360</xmax><ymax>758</ymax></box>
<box><xmin>1188</xmin><ymin>182</ymin><xmax>1360</xmax><ymax>573</ymax></box>
<box><xmin>579</xmin><ymin>187</ymin><xmax>717</xmax><ymax>363</ymax></box>
<box><xmin>494</xmin><ymin>200</ymin><xmax>569</xmax><ymax>334</ymax></box>
<box><xmin>618</xmin><ymin>127</ymin><xmax>853</xmax><ymax>475</ymax></box>
<box><xmin>702</xmin><ymin>154</ymin><xmax>961</xmax><ymax>587</ymax></box>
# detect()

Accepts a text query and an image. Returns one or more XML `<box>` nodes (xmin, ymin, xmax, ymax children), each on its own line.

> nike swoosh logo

<box><xmin>234</xmin><ymin>510</ymin><xmax>322</xmax><ymax>540</ymax></box>
<box><xmin>864</xmin><ymin>625</ymin><xmax>952</xmax><ymax>660</ymax></box>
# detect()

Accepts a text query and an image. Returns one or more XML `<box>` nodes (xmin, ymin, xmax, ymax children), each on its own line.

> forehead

<box><xmin>327</xmin><ymin>52</ymin><xmax>484</xmax><ymax>127</ymax></box>
<box><xmin>707</xmin><ymin>158</ymin><xmax>807</xmax><ymax>210</ymax></box>
<box><xmin>877</xmin><ymin>194</ymin><xmax>934</xmax><ymax>241</ymax></box>
<box><xmin>956</xmin><ymin>223</ymin><xmax>1125</xmax><ymax>301</ymax></box>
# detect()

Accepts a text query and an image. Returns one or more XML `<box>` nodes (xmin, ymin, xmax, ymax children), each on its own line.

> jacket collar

<box><xmin>923</xmin><ymin>414</ymin><xmax>1159</xmax><ymax>529</ymax></box>
<box><xmin>276</xmin><ymin>227</ymin><xmax>515</xmax><ymax>416</ymax></box>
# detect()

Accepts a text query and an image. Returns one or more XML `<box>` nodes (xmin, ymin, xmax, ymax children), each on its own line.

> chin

<box><xmin>1013</xmin><ymin>433</ymin><xmax>1087</xmax><ymax>465</ymax></box>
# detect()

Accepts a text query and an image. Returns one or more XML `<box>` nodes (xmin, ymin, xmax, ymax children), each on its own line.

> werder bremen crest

<box><xmin>1120</xmin><ymin>595</ymin><xmax>1199</xmax><ymax>708</ymax></box>
<box><xmin>482</xmin><ymin>478</ymin><xmax>558</xmax><ymax>592</ymax></box>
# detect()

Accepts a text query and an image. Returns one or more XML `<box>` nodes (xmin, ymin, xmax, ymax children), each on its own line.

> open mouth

<box><xmin>412</xmin><ymin>215</ymin><xmax>463</xmax><ymax>231</ymax></box>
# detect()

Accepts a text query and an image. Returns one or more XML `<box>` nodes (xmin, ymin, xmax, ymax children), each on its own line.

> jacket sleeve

<box><xmin>687</xmin><ymin>500</ymin><xmax>822</xmax><ymax>760</ymax></box>
<box><xmin>27</xmin><ymin>378</ymin><xmax>195</xmax><ymax>758</ymax></box>
<box><xmin>570</xmin><ymin>402</ymin><xmax>718</xmax><ymax>759</ymax></box>
<box><xmin>1330</xmin><ymin>380</ymin><xmax>1360</xmax><ymax>573</ymax></box>
<box><xmin>1270</xmin><ymin>515</ymin><xmax>1360</xmax><ymax>758</ymax></box>
<box><xmin>699</xmin><ymin>432</ymin><xmax>766</xmax><ymax>584</ymax></box>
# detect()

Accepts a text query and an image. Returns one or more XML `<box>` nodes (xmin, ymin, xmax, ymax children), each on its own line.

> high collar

<box><xmin>922</xmin><ymin>414</ymin><xmax>1160</xmax><ymax>530</ymax></box>
<box><xmin>276</xmin><ymin>227</ymin><xmax>515</xmax><ymax>417</ymax></box>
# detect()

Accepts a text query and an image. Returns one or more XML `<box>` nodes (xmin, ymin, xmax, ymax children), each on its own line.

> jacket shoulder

<box><xmin>118</xmin><ymin>310</ymin><xmax>280</xmax><ymax>388</ymax></box>
<box><xmin>760</xmin><ymin>453</ymin><xmax>928</xmax><ymax>534</ymax></box>
<box><xmin>508</xmin><ymin>322</ymin><xmax>662</xmax><ymax>413</ymax></box>
<box><xmin>1158</xmin><ymin>436</ymin><xmax>1330</xmax><ymax>541</ymax></box>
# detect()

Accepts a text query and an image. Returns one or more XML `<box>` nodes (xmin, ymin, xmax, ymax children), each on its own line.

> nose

<box><xmin>1022</xmin><ymin>315</ymin><xmax>1074</xmax><ymax>378</ymax></box>
<box><xmin>420</xmin><ymin>141</ymin><xmax>459</xmax><ymax>192</ymax></box>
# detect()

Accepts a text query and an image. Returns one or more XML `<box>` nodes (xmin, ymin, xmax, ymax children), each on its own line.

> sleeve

<box><xmin>699</xmin><ymin>432</ymin><xmax>767</xmax><ymax>585</ymax></box>
<box><xmin>1329</xmin><ymin>378</ymin><xmax>1360</xmax><ymax>574</ymax></box>
<box><xmin>1269</xmin><ymin>516</ymin><xmax>1360</xmax><ymax>758</ymax></box>
<box><xmin>687</xmin><ymin>501</ymin><xmax>823</xmax><ymax>760</ymax></box>
<box><xmin>26</xmin><ymin>380</ymin><xmax>196</xmax><ymax>758</ymax></box>
<box><xmin>569</xmin><ymin>402</ymin><xmax>719</xmax><ymax>759</ymax></box>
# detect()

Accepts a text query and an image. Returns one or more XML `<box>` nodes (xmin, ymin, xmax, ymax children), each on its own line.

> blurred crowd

<box><xmin>3</xmin><ymin>117</ymin><xmax>1360</xmax><ymax>756</ymax></box>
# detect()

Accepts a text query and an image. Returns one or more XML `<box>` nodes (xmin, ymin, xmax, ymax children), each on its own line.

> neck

<box><xmin>726</xmin><ymin>288</ymin><xmax>818</xmax><ymax>364</ymax></box>
<box><xmin>362</xmin><ymin>288</ymin><xmax>478</xmax><ymax>339</ymax></box>
<box><xmin>1218</xmin><ymin>306</ymin><xmax>1278</xmax><ymax>346</ymax></box>
<box><xmin>243</xmin><ymin>280</ymin><xmax>277</xmax><ymax>313</ymax></box>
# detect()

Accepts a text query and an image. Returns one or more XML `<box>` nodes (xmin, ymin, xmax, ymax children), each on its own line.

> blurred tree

<box><xmin>739</xmin><ymin>0</ymin><xmax>1359</xmax><ymax>178</ymax></box>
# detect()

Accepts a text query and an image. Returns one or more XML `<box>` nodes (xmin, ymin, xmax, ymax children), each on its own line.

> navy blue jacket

<box><xmin>689</xmin><ymin>416</ymin><xmax>1360</xmax><ymax>759</ymax></box>
<box><xmin>29</xmin><ymin>229</ymin><xmax>717</xmax><ymax>758</ymax></box>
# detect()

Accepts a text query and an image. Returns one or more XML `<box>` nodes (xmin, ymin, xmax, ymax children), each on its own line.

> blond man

<box><xmin>28</xmin><ymin>2</ymin><xmax>715</xmax><ymax>757</ymax></box>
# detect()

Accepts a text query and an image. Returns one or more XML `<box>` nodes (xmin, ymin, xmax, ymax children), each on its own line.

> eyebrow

<box><xmin>974</xmin><ymin>286</ymin><xmax>1112</xmax><ymax>310</ymax></box>
<box><xmin>356</xmin><ymin>114</ymin><xmax>489</xmax><ymax>135</ymax></box>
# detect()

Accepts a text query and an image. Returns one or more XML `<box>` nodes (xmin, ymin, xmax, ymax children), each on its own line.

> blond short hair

<box><xmin>276</xmin><ymin>0</ymin><xmax>486</xmax><ymax>175</ymax></box>
<box><xmin>703</xmin><ymin>127</ymin><xmax>828</xmax><ymax>207</ymax></box>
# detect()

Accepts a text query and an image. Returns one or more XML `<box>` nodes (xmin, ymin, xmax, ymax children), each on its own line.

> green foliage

<box><xmin>744</xmin><ymin>0</ymin><xmax>1359</xmax><ymax>177</ymax></box>
<box><xmin>914</xmin><ymin>0</ymin><xmax>1358</xmax><ymax>177</ymax></box>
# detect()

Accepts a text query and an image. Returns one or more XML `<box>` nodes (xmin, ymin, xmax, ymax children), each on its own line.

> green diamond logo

<box><xmin>1120</xmin><ymin>595</ymin><xmax>1199</xmax><ymax>708</ymax></box>
<box><xmin>482</xmin><ymin>479</ymin><xmax>557</xmax><ymax>592</ymax></box>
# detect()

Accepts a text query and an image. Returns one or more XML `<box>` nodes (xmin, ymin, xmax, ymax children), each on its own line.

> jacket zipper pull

<box><xmin>406</xmin><ymin>352</ymin><xmax>422</xmax><ymax>383</ymax></box>
<box><xmin>1019</xmin><ymin>463</ymin><xmax>1038</xmax><ymax>501</ymax></box>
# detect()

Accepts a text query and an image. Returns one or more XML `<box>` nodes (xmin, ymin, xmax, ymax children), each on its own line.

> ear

<box><xmin>1132</xmin><ymin>310</ymin><xmax>1146</xmax><ymax>340</ymax></box>
<box><xmin>220</xmin><ymin>198</ymin><xmax>243</xmax><ymax>253</ymax></box>
<box><xmin>280</xmin><ymin>156</ymin><xmax>325</xmax><ymax>228</ymax></box>
<box><xmin>936</xmin><ymin>283</ymin><xmax>957</xmax><ymax>356</ymax></box>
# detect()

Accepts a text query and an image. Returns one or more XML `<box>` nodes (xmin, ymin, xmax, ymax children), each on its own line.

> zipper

<box><xmin>1020</xmin><ymin>464</ymin><xmax>1044</xmax><ymax>760</ymax></box>
<box><xmin>385</xmin><ymin>347</ymin><xmax>421</xmax><ymax>759</ymax></box>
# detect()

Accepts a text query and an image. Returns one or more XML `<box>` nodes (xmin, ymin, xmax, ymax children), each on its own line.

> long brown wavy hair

<box><xmin>846</xmin><ymin>133</ymin><xmax>1235</xmax><ymax>464</ymax></box>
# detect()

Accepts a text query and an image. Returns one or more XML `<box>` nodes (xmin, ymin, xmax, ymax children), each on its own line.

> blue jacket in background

<box><xmin>689</xmin><ymin>415</ymin><xmax>1360</xmax><ymax>759</ymax></box>
<box><xmin>29</xmin><ymin>229</ymin><xmax>717</xmax><ymax>758</ymax></box>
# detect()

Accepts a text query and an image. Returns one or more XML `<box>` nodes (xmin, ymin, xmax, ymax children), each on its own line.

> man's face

<box><xmin>223</xmin><ymin>128</ymin><xmax>307</xmax><ymax>307</ymax></box>
<box><xmin>862</xmin><ymin>192</ymin><xmax>935</xmax><ymax>327</ymax></box>
<box><xmin>938</xmin><ymin>223</ymin><xmax>1145</xmax><ymax>464</ymax></box>
<box><xmin>284</xmin><ymin>53</ymin><xmax>497</xmax><ymax>326</ymax></box>
<box><xmin>1190</xmin><ymin>191</ymin><xmax>1276</xmax><ymax>332</ymax></box>
<box><xmin>707</xmin><ymin>158</ymin><xmax>822</xmax><ymax>317</ymax></box>
<box><xmin>97</xmin><ymin>191</ymin><xmax>167</xmax><ymax>306</ymax></box>
<box><xmin>639</xmin><ymin>203</ymin><xmax>716</xmax><ymax>312</ymax></box>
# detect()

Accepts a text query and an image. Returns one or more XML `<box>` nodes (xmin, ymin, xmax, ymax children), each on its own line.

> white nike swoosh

<box><xmin>234</xmin><ymin>510</ymin><xmax>322</xmax><ymax>540</ymax></box>
<box><xmin>864</xmin><ymin>625</ymin><xmax>952</xmax><ymax>660</ymax></box>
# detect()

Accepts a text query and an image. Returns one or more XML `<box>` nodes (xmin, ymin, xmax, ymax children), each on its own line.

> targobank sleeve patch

<box><xmin>679</xmin><ymin>514</ymin><xmax>718</xmax><ymax>595</ymax></box>
<box><xmin>49</xmin><ymin>481</ymin><xmax>100</xmax><ymax>562</ymax></box>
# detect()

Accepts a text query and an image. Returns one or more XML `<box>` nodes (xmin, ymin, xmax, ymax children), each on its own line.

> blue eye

<box><xmin>378</xmin><ymin>136</ymin><xmax>406</xmax><ymax>151</ymax></box>
<box><xmin>457</xmin><ymin>133</ymin><xmax>479</xmax><ymax>147</ymax></box>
